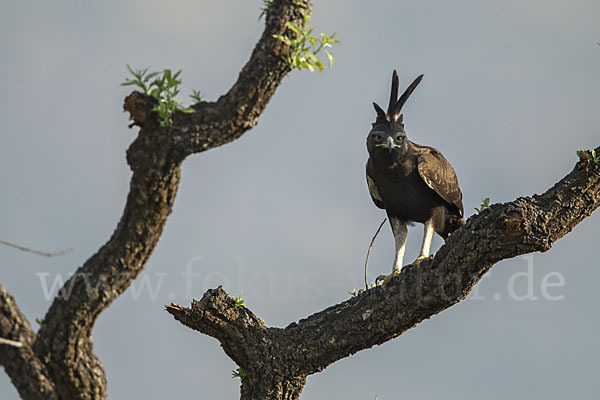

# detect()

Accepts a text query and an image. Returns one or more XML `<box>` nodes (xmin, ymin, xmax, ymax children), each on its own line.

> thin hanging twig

<box><xmin>364</xmin><ymin>218</ymin><xmax>387</xmax><ymax>290</ymax></box>
<box><xmin>0</xmin><ymin>337</ymin><xmax>23</xmax><ymax>348</ymax></box>
<box><xmin>0</xmin><ymin>238</ymin><xmax>72</xmax><ymax>257</ymax></box>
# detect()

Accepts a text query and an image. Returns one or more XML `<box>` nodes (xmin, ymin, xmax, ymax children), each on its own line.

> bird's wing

<box><xmin>416</xmin><ymin>146</ymin><xmax>464</xmax><ymax>216</ymax></box>
<box><xmin>366</xmin><ymin>162</ymin><xmax>385</xmax><ymax>209</ymax></box>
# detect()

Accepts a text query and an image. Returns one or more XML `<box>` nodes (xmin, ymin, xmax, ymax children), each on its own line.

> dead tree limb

<box><xmin>167</xmin><ymin>148</ymin><xmax>600</xmax><ymax>400</ymax></box>
<box><xmin>0</xmin><ymin>238</ymin><xmax>72</xmax><ymax>257</ymax></box>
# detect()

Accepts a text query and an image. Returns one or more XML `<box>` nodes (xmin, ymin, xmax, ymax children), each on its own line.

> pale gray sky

<box><xmin>1</xmin><ymin>1</ymin><xmax>599</xmax><ymax>399</ymax></box>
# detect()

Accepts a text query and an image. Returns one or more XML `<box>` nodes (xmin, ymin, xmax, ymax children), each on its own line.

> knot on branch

<box><xmin>123</xmin><ymin>91</ymin><xmax>155</xmax><ymax>127</ymax></box>
<box><xmin>576</xmin><ymin>147</ymin><xmax>600</xmax><ymax>172</ymax></box>
<box><xmin>502</xmin><ymin>209</ymin><xmax>525</xmax><ymax>243</ymax></box>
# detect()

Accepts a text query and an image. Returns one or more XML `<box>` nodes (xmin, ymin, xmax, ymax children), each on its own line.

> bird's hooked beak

<box><xmin>385</xmin><ymin>136</ymin><xmax>394</xmax><ymax>153</ymax></box>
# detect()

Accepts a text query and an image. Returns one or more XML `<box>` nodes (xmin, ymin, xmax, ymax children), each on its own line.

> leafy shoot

<box><xmin>121</xmin><ymin>64</ymin><xmax>201</xmax><ymax>127</ymax></box>
<box><xmin>232</xmin><ymin>367</ymin><xmax>246</xmax><ymax>379</ymax></box>
<box><xmin>349</xmin><ymin>281</ymin><xmax>380</xmax><ymax>296</ymax></box>
<box><xmin>233</xmin><ymin>295</ymin><xmax>245</xmax><ymax>308</ymax></box>
<box><xmin>189</xmin><ymin>89</ymin><xmax>203</xmax><ymax>103</ymax></box>
<box><xmin>273</xmin><ymin>10</ymin><xmax>340</xmax><ymax>72</ymax></box>
<box><xmin>475</xmin><ymin>198</ymin><xmax>491</xmax><ymax>213</ymax></box>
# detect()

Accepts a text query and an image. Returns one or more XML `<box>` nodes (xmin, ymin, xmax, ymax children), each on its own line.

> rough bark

<box><xmin>0</xmin><ymin>284</ymin><xmax>56</xmax><ymax>400</ymax></box>
<box><xmin>166</xmin><ymin>291</ymin><xmax>309</xmax><ymax>400</ymax></box>
<box><xmin>1</xmin><ymin>0</ymin><xmax>311</xmax><ymax>398</ymax></box>
<box><xmin>33</xmin><ymin>142</ymin><xmax>182</xmax><ymax>399</ymax></box>
<box><xmin>167</xmin><ymin>148</ymin><xmax>600</xmax><ymax>399</ymax></box>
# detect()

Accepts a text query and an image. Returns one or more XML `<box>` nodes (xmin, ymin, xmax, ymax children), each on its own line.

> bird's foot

<box><xmin>375</xmin><ymin>270</ymin><xmax>401</xmax><ymax>288</ymax></box>
<box><xmin>410</xmin><ymin>254</ymin><xmax>432</xmax><ymax>266</ymax></box>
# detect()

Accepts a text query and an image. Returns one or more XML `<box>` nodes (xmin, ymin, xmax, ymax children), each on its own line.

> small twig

<box><xmin>0</xmin><ymin>238</ymin><xmax>72</xmax><ymax>257</ymax></box>
<box><xmin>0</xmin><ymin>337</ymin><xmax>23</xmax><ymax>348</ymax></box>
<box><xmin>365</xmin><ymin>218</ymin><xmax>387</xmax><ymax>290</ymax></box>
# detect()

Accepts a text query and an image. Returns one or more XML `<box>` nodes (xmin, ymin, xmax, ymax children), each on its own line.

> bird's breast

<box><xmin>370</xmin><ymin>160</ymin><xmax>443</xmax><ymax>223</ymax></box>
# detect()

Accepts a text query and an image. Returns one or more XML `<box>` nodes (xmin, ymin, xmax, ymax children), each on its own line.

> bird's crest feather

<box><xmin>373</xmin><ymin>70</ymin><xmax>424</xmax><ymax>125</ymax></box>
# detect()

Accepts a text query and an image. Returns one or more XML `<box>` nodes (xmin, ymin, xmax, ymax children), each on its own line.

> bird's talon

<box><xmin>410</xmin><ymin>255</ymin><xmax>432</xmax><ymax>266</ymax></box>
<box><xmin>376</xmin><ymin>270</ymin><xmax>401</xmax><ymax>288</ymax></box>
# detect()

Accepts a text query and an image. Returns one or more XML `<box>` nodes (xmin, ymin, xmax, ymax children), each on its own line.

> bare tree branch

<box><xmin>0</xmin><ymin>238</ymin><xmax>72</xmax><ymax>258</ymax></box>
<box><xmin>0</xmin><ymin>337</ymin><xmax>23</xmax><ymax>347</ymax></box>
<box><xmin>364</xmin><ymin>218</ymin><xmax>387</xmax><ymax>289</ymax></box>
<box><xmin>0</xmin><ymin>283</ymin><xmax>56</xmax><ymax>400</ymax></box>
<box><xmin>167</xmin><ymin>148</ymin><xmax>600</xmax><ymax>399</ymax></box>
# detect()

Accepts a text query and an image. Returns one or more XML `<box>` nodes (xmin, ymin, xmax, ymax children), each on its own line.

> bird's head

<box><xmin>367</xmin><ymin>71</ymin><xmax>423</xmax><ymax>157</ymax></box>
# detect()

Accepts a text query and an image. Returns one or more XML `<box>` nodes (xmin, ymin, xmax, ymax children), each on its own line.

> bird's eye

<box><xmin>374</xmin><ymin>135</ymin><xmax>383</xmax><ymax>142</ymax></box>
<box><xmin>396</xmin><ymin>136</ymin><xmax>403</xmax><ymax>142</ymax></box>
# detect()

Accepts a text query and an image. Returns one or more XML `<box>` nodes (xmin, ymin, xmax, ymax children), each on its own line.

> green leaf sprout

<box><xmin>233</xmin><ymin>295</ymin><xmax>245</xmax><ymax>308</ymax></box>
<box><xmin>121</xmin><ymin>65</ymin><xmax>201</xmax><ymax>127</ymax></box>
<box><xmin>232</xmin><ymin>367</ymin><xmax>246</xmax><ymax>379</ymax></box>
<box><xmin>273</xmin><ymin>10</ymin><xmax>340</xmax><ymax>73</ymax></box>
<box><xmin>475</xmin><ymin>197</ymin><xmax>491</xmax><ymax>213</ymax></box>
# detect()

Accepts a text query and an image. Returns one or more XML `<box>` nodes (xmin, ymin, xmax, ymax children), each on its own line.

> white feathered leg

<box><xmin>376</xmin><ymin>216</ymin><xmax>407</xmax><ymax>287</ymax></box>
<box><xmin>412</xmin><ymin>217</ymin><xmax>434</xmax><ymax>265</ymax></box>
<box><xmin>390</xmin><ymin>217</ymin><xmax>408</xmax><ymax>273</ymax></box>
<box><xmin>420</xmin><ymin>218</ymin><xmax>434</xmax><ymax>258</ymax></box>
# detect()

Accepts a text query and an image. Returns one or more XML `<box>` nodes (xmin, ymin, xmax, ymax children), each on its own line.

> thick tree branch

<box><xmin>0</xmin><ymin>283</ymin><xmax>56</xmax><ymax>400</ymax></box>
<box><xmin>166</xmin><ymin>290</ymin><xmax>267</xmax><ymax>369</ymax></box>
<box><xmin>166</xmin><ymin>291</ymin><xmax>306</xmax><ymax>400</ymax></box>
<box><xmin>286</xmin><ymin>147</ymin><xmax>600</xmax><ymax>375</ymax></box>
<box><xmin>124</xmin><ymin>0</ymin><xmax>311</xmax><ymax>158</ymax></box>
<box><xmin>167</xmin><ymin>147</ymin><xmax>600</xmax><ymax>399</ymax></box>
<box><xmin>33</xmin><ymin>154</ymin><xmax>181</xmax><ymax>399</ymax></box>
<box><xmin>177</xmin><ymin>0</ymin><xmax>311</xmax><ymax>156</ymax></box>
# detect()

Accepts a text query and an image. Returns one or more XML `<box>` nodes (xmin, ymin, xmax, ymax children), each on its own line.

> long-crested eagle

<box><xmin>366</xmin><ymin>71</ymin><xmax>465</xmax><ymax>284</ymax></box>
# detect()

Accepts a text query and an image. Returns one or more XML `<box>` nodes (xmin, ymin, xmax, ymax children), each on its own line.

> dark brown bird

<box><xmin>366</xmin><ymin>71</ymin><xmax>465</xmax><ymax>284</ymax></box>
